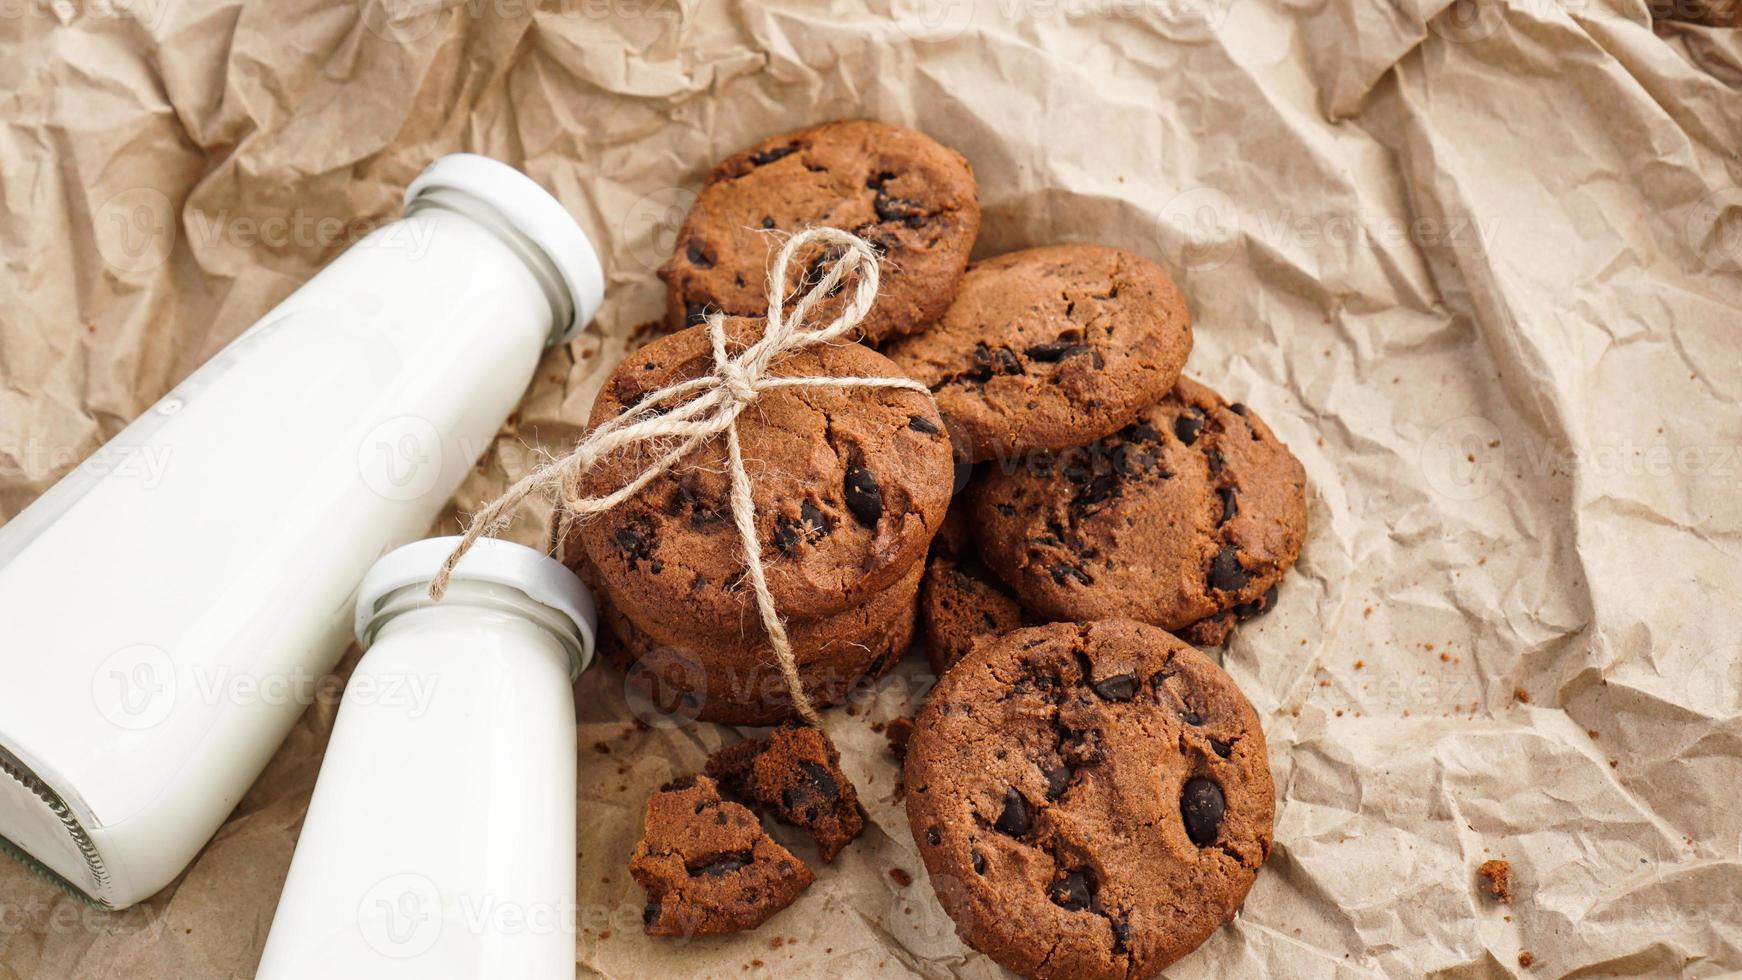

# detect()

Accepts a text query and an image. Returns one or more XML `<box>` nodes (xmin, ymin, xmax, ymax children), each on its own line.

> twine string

<box><xmin>430</xmin><ymin>227</ymin><xmax>931</xmax><ymax>725</ymax></box>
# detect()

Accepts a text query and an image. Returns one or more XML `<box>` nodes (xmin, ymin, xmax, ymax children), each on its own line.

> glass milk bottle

<box><xmin>0</xmin><ymin>154</ymin><xmax>603</xmax><ymax>909</ymax></box>
<box><xmin>257</xmin><ymin>537</ymin><xmax>594</xmax><ymax>980</ymax></box>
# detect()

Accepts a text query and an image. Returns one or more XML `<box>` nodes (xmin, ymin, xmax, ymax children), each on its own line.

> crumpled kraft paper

<box><xmin>1</xmin><ymin>0</ymin><xmax>1740</xmax><ymax>977</ymax></box>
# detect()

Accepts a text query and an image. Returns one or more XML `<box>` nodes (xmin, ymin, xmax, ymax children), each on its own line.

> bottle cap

<box><xmin>405</xmin><ymin>153</ymin><xmax>605</xmax><ymax>344</ymax></box>
<box><xmin>355</xmin><ymin>536</ymin><xmax>597</xmax><ymax>677</ymax></box>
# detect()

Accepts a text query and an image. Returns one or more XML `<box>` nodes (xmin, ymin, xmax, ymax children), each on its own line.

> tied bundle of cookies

<box><xmin>566</xmin><ymin>120</ymin><xmax>979</xmax><ymax>728</ymax></box>
<box><xmin>548</xmin><ymin>118</ymin><xmax>1306</xmax><ymax>975</ymax></box>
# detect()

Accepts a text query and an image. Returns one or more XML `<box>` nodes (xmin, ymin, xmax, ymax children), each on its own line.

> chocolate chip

<box><xmin>1048</xmin><ymin>563</ymin><xmax>1093</xmax><ymax>586</ymax></box>
<box><xmin>843</xmin><ymin>465</ymin><xmax>883</xmax><ymax>526</ymax></box>
<box><xmin>1234</xmin><ymin>583</ymin><xmax>1278</xmax><ymax>619</ymax></box>
<box><xmin>968</xmin><ymin>342</ymin><xmax>1023</xmax><ymax>381</ymax></box>
<box><xmin>1043</xmin><ymin>765</ymin><xmax>1071</xmax><ymax>800</ymax></box>
<box><xmin>798</xmin><ymin>760</ymin><xmax>840</xmax><ymax>800</ymax></box>
<box><xmin>1090</xmin><ymin>673</ymin><xmax>1138</xmax><ymax>702</ymax></box>
<box><xmin>1211</xmin><ymin>739</ymin><xmax>1233</xmax><ymax>759</ymax></box>
<box><xmin>1230</xmin><ymin>402</ymin><xmax>1248</xmax><ymax>416</ymax></box>
<box><xmin>970</xmin><ymin>850</ymin><xmax>987</xmax><ymax>874</ymax></box>
<box><xmin>643</xmin><ymin>902</ymin><xmax>660</xmax><ymax>925</ymax></box>
<box><xmin>689</xmin><ymin>853</ymin><xmax>752</xmax><ymax>876</ymax></box>
<box><xmin>1126</xmin><ymin>421</ymin><xmax>1161</xmax><ymax>442</ymax></box>
<box><xmin>1174</xmin><ymin>410</ymin><xmax>1205</xmax><ymax>445</ymax></box>
<box><xmin>761</xmin><ymin>216</ymin><xmax>776</xmax><ymax>229</ymax></box>
<box><xmin>1111</xmin><ymin>917</ymin><xmax>1132</xmax><ymax>954</ymax></box>
<box><xmin>800</xmin><ymin>500</ymin><xmax>831</xmax><ymax>537</ymax></box>
<box><xmin>1179</xmin><ymin>707</ymin><xmax>1203</xmax><ymax>726</ymax></box>
<box><xmin>774</xmin><ymin>517</ymin><xmax>802</xmax><ymax>553</ymax></box>
<box><xmin>749</xmin><ymin>143</ymin><xmax>798</xmax><ymax>166</ymax></box>
<box><xmin>1049</xmin><ymin>868</ymin><xmax>1097</xmax><ymax>912</ymax></box>
<box><xmin>1073</xmin><ymin>474</ymin><xmax>1118</xmax><ymax>509</ymax></box>
<box><xmin>1181</xmin><ymin>778</ymin><xmax>1225</xmax><ymax>846</ymax></box>
<box><xmin>1217</xmin><ymin>486</ymin><xmax>1239</xmax><ymax>525</ymax></box>
<box><xmin>926</xmin><ymin>827</ymin><xmax>941</xmax><ymax>846</ymax></box>
<box><xmin>874</xmin><ymin>193</ymin><xmax>925</xmax><ymax>224</ymax></box>
<box><xmin>907</xmin><ymin>414</ymin><xmax>940</xmax><ymax>434</ymax></box>
<box><xmin>685</xmin><ymin>241</ymin><xmax>712</xmax><ymax>268</ymax></box>
<box><xmin>994</xmin><ymin>788</ymin><xmax>1032</xmax><ymax>836</ymax></box>
<box><xmin>1208</xmin><ymin>546</ymin><xmax>1249</xmax><ymax>592</ymax></box>
<box><xmin>614</xmin><ymin>525</ymin><xmax>660</xmax><ymax>574</ymax></box>
<box><xmin>1024</xmin><ymin>340</ymin><xmax>1093</xmax><ymax>362</ymax></box>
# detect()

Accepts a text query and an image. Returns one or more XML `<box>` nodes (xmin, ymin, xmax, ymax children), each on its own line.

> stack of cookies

<box><xmin>566</xmin><ymin>318</ymin><xmax>958</xmax><ymax>724</ymax></box>
<box><xmin>566</xmin><ymin>122</ymin><xmax>984</xmax><ymax>724</ymax></box>
<box><xmin>577</xmin><ymin>118</ymin><xmax>1307</xmax><ymax>976</ymax></box>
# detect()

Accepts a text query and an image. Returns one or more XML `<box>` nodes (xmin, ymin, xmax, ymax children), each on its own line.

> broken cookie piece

<box><xmin>707</xmin><ymin>725</ymin><xmax>866</xmax><ymax>863</ymax></box>
<box><xmin>630</xmin><ymin>775</ymin><xmax>814</xmax><ymax>937</ymax></box>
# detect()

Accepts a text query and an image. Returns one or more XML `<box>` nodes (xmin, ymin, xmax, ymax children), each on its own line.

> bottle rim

<box><xmin>403</xmin><ymin>153</ymin><xmax>604</xmax><ymax>344</ymax></box>
<box><xmin>355</xmin><ymin>537</ymin><xmax>596</xmax><ymax>678</ymax></box>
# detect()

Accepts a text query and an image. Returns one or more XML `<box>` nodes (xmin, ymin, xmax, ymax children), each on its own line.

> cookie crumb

<box><xmin>1518</xmin><ymin>950</ymin><xmax>1533</xmax><ymax>967</ymax></box>
<box><xmin>1513</xmin><ymin>687</ymin><xmax>1530</xmax><ymax>704</ymax></box>
<box><xmin>885</xmin><ymin>716</ymin><xmax>915</xmax><ymax>764</ymax></box>
<box><xmin>1476</xmin><ymin>859</ymin><xmax>1512</xmax><ymax>904</ymax></box>
<box><xmin>889</xmin><ymin>867</ymin><xmax>913</xmax><ymax>887</ymax></box>
<box><xmin>1353</xmin><ymin>659</ymin><xmax>1364</xmax><ymax>670</ymax></box>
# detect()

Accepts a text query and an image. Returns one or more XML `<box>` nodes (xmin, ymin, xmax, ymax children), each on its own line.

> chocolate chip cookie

<box><xmin>970</xmin><ymin>377</ymin><xmax>1306</xmax><ymax>633</ymax></box>
<box><xmin>883</xmin><ymin>245</ymin><xmax>1192</xmax><ymax>463</ymax></box>
<box><xmin>659</xmin><ymin>120</ymin><xmax>980</xmax><ymax>344</ymax></box>
<box><xmin>921</xmin><ymin>552</ymin><xmax>1027</xmax><ymax>676</ymax></box>
<box><xmin>707</xmin><ymin>725</ymin><xmax>866</xmax><ymax>863</ymax></box>
<box><xmin>574</xmin><ymin>316</ymin><xmax>954</xmax><ymax>633</ymax></box>
<box><xmin>631</xmin><ymin>775</ymin><xmax>814</xmax><ymax>937</ymax></box>
<box><xmin>905</xmin><ymin>620</ymin><xmax>1274</xmax><ymax>979</ymax></box>
<box><xmin>589</xmin><ymin>555</ymin><xmax>923</xmax><ymax>726</ymax></box>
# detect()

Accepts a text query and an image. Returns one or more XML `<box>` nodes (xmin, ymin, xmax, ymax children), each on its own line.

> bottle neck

<box><xmin>361</xmin><ymin>580</ymin><xmax>587</xmax><ymax>680</ymax></box>
<box><xmin>405</xmin><ymin>188</ymin><xmax>575</xmax><ymax>347</ymax></box>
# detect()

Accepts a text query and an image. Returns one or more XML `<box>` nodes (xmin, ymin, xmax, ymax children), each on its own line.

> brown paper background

<box><xmin>2</xmin><ymin>0</ymin><xmax>1741</xmax><ymax>976</ymax></box>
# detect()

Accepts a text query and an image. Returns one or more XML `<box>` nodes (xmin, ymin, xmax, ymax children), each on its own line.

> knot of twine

<box><xmin>429</xmin><ymin>227</ymin><xmax>931</xmax><ymax>726</ymax></box>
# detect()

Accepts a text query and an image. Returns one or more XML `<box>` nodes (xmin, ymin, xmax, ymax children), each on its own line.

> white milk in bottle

<box><xmin>0</xmin><ymin>154</ymin><xmax>602</xmax><ymax>908</ymax></box>
<box><xmin>257</xmin><ymin>537</ymin><xmax>595</xmax><ymax>980</ymax></box>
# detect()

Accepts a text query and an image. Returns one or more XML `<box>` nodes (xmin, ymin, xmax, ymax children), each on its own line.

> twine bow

<box><xmin>430</xmin><ymin>227</ymin><xmax>932</xmax><ymax>726</ymax></box>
